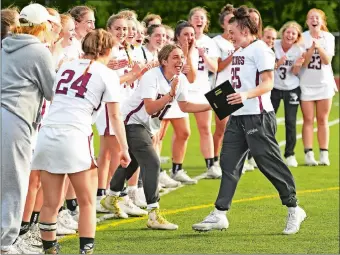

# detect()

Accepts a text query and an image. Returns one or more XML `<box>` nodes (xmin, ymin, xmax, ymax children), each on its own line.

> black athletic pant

<box><xmin>215</xmin><ymin>111</ymin><xmax>297</xmax><ymax>211</ymax></box>
<box><xmin>110</xmin><ymin>124</ymin><xmax>160</xmax><ymax>205</ymax></box>
<box><xmin>271</xmin><ymin>87</ymin><xmax>301</xmax><ymax>158</ymax></box>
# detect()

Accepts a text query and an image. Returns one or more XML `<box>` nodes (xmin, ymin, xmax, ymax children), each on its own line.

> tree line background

<box><xmin>2</xmin><ymin>0</ymin><xmax>339</xmax><ymax>73</ymax></box>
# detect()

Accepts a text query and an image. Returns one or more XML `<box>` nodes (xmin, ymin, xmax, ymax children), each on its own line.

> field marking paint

<box><xmin>59</xmin><ymin>186</ymin><xmax>339</xmax><ymax>243</ymax></box>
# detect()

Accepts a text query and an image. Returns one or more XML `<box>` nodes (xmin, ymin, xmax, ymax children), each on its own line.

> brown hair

<box><xmin>249</xmin><ymin>8</ymin><xmax>263</xmax><ymax>38</ymax></box>
<box><xmin>219</xmin><ymin>4</ymin><xmax>234</xmax><ymax>26</ymax></box>
<box><xmin>106</xmin><ymin>13</ymin><xmax>126</xmax><ymax>30</ymax></box>
<box><xmin>146</xmin><ymin>24</ymin><xmax>164</xmax><ymax>37</ymax></box>
<box><xmin>118</xmin><ymin>9</ymin><xmax>138</xmax><ymax>20</ymax></box>
<box><xmin>279</xmin><ymin>21</ymin><xmax>303</xmax><ymax>45</ymax></box>
<box><xmin>143</xmin><ymin>13</ymin><xmax>162</xmax><ymax>28</ymax></box>
<box><xmin>229</xmin><ymin>6</ymin><xmax>258</xmax><ymax>36</ymax></box>
<box><xmin>174</xmin><ymin>20</ymin><xmax>195</xmax><ymax>42</ymax></box>
<box><xmin>69</xmin><ymin>5</ymin><xmax>94</xmax><ymax>23</ymax></box>
<box><xmin>82</xmin><ymin>28</ymin><xmax>116</xmax><ymax>73</ymax></box>
<box><xmin>188</xmin><ymin>7</ymin><xmax>210</xmax><ymax>33</ymax></box>
<box><xmin>158</xmin><ymin>44</ymin><xmax>182</xmax><ymax>66</ymax></box>
<box><xmin>306</xmin><ymin>8</ymin><xmax>329</xmax><ymax>32</ymax></box>
<box><xmin>1</xmin><ymin>6</ymin><xmax>19</xmax><ymax>41</ymax></box>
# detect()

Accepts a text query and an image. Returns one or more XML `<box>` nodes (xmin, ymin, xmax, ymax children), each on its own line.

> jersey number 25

<box><xmin>231</xmin><ymin>67</ymin><xmax>241</xmax><ymax>89</ymax></box>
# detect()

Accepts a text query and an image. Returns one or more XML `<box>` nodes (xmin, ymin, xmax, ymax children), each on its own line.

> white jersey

<box><xmin>231</xmin><ymin>40</ymin><xmax>275</xmax><ymax>116</ymax></box>
<box><xmin>43</xmin><ymin>59</ymin><xmax>121</xmax><ymax>135</ymax></box>
<box><xmin>213</xmin><ymin>35</ymin><xmax>234</xmax><ymax>86</ymax></box>
<box><xmin>131</xmin><ymin>45</ymin><xmax>147</xmax><ymax>64</ymax></box>
<box><xmin>122</xmin><ymin>67</ymin><xmax>188</xmax><ymax>135</ymax></box>
<box><xmin>141</xmin><ymin>46</ymin><xmax>158</xmax><ymax>63</ymax></box>
<box><xmin>299</xmin><ymin>31</ymin><xmax>335</xmax><ymax>87</ymax></box>
<box><xmin>189</xmin><ymin>34</ymin><xmax>219</xmax><ymax>93</ymax></box>
<box><xmin>274</xmin><ymin>40</ymin><xmax>304</xmax><ymax>90</ymax></box>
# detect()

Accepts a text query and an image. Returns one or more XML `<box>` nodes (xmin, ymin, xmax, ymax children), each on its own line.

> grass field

<box><xmin>60</xmin><ymin>92</ymin><xmax>339</xmax><ymax>254</ymax></box>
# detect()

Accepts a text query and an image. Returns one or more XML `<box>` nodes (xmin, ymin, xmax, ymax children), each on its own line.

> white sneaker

<box><xmin>118</xmin><ymin>195</ymin><xmax>148</xmax><ymax>216</ymax></box>
<box><xmin>100</xmin><ymin>195</ymin><xmax>128</xmax><ymax>219</ymax></box>
<box><xmin>192</xmin><ymin>209</ymin><xmax>229</xmax><ymax>232</ymax></box>
<box><xmin>171</xmin><ymin>170</ymin><xmax>197</xmax><ymax>185</ymax></box>
<box><xmin>319</xmin><ymin>150</ymin><xmax>330</xmax><ymax>166</ymax></box>
<box><xmin>96</xmin><ymin>196</ymin><xmax>110</xmax><ymax>213</ymax></box>
<box><xmin>1</xmin><ymin>245</ymin><xmax>21</xmax><ymax>254</ymax></box>
<box><xmin>160</xmin><ymin>156</ymin><xmax>170</xmax><ymax>164</ymax></box>
<box><xmin>58</xmin><ymin>210</ymin><xmax>78</xmax><ymax>231</ymax></box>
<box><xmin>56</xmin><ymin>221</ymin><xmax>76</xmax><ymax>235</ymax></box>
<box><xmin>206</xmin><ymin>165</ymin><xmax>222</xmax><ymax>179</ymax></box>
<box><xmin>147</xmin><ymin>208</ymin><xmax>178</xmax><ymax>230</ymax></box>
<box><xmin>160</xmin><ymin>171</ymin><xmax>181</xmax><ymax>188</ymax></box>
<box><xmin>20</xmin><ymin>230</ymin><xmax>42</xmax><ymax>248</ymax></box>
<box><xmin>286</xmin><ymin>155</ymin><xmax>298</xmax><ymax>167</ymax></box>
<box><xmin>248</xmin><ymin>157</ymin><xmax>258</xmax><ymax>168</ymax></box>
<box><xmin>29</xmin><ymin>224</ymin><xmax>42</xmax><ymax>247</ymax></box>
<box><xmin>128</xmin><ymin>188</ymin><xmax>147</xmax><ymax>208</ymax></box>
<box><xmin>243</xmin><ymin>161</ymin><xmax>255</xmax><ymax>172</ymax></box>
<box><xmin>13</xmin><ymin>237</ymin><xmax>42</xmax><ymax>254</ymax></box>
<box><xmin>305</xmin><ymin>151</ymin><xmax>318</xmax><ymax>166</ymax></box>
<box><xmin>68</xmin><ymin>206</ymin><xmax>79</xmax><ymax>222</ymax></box>
<box><xmin>283</xmin><ymin>206</ymin><xmax>307</xmax><ymax>235</ymax></box>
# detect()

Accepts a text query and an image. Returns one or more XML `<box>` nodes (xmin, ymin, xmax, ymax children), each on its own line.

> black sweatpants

<box><xmin>215</xmin><ymin>111</ymin><xmax>297</xmax><ymax>211</ymax></box>
<box><xmin>110</xmin><ymin>124</ymin><xmax>160</xmax><ymax>205</ymax></box>
<box><xmin>270</xmin><ymin>87</ymin><xmax>301</xmax><ymax>158</ymax></box>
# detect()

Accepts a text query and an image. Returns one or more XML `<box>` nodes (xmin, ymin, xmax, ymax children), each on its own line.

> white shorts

<box><xmin>163</xmin><ymin>101</ymin><xmax>188</xmax><ymax>119</ymax></box>
<box><xmin>187</xmin><ymin>90</ymin><xmax>209</xmax><ymax>104</ymax></box>
<box><xmin>301</xmin><ymin>84</ymin><xmax>336</xmax><ymax>101</ymax></box>
<box><xmin>31</xmin><ymin>126</ymin><xmax>96</xmax><ymax>174</ymax></box>
<box><xmin>95</xmin><ymin>103</ymin><xmax>114</xmax><ymax>136</ymax></box>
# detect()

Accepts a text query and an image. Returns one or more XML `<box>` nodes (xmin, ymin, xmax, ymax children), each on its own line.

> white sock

<box><xmin>214</xmin><ymin>208</ymin><xmax>226</xmax><ymax>215</ymax></box>
<box><xmin>108</xmin><ymin>190</ymin><xmax>120</xmax><ymax>197</ymax></box>
<box><xmin>127</xmin><ymin>185</ymin><xmax>137</xmax><ymax>192</ymax></box>
<box><xmin>147</xmin><ymin>202</ymin><xmax>159</xmax><ymax>211</ymax></box>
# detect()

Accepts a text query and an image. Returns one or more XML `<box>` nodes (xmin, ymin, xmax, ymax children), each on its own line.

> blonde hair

<box><xmin>158</xmin><ymin>44</ymin><xmax>182</xmax><ymax>66</ymax></box>
<box><xmin>306</xmin><ymin>8</ymin><xmax>328</xmax><ymax>32</ymax></box>
<box><xmin>82</xmin><ymin>28</ymin><xmax>116</xmax><ymax>73</ymax></box>
<box><xmin>1</xmin><ymin>6</ymin><xmax>19</xmax><ymax>41</ymax></box>
<box><xmin>279</xmin><ymin>21</ymin><xmax>303</xmax><ymax>44</ymax></box>
<box><xmin>143</xmin><ymin>13</ymin><xmax>162</xmax><ymax>27</ymax></box>
<box><xmin>60</xmin><ymin>13</ymin><xmax>73</xmax><ymax>28</ymax></box>
<box><xmin>118</xmin><ymin>10</ymin><xmax>138</xmax><ymax>20</ymax></box>
<box><xmin>69</xmin><ymin>5</ymin><xmax>94</xmax><ymax>23</ymax></box>
<box><xmin>46</xmin><ymin>7</ymin><xmax>59</xmax><ymax>17</ymax></box>
<box><xmin>263</xmin><ymin>26</ymin><xmax>277</xmax><ymax>34</ymax></box>
<box><xmin>188</xmin><ymin>7</ymin><xmax>210</xmax><ymax>33</ymax></box>
<box><xmin>106</xmin><ymin>13</ymin><xmax>126</xmax><ymax>29</ymax></box>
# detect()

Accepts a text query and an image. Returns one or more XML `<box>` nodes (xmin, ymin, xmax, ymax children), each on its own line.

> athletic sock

<box><xmin>30</xmin><ymin>211</ymin><xmax>40</xmax><ymax>225</ymax></box>
<box><xmin>58</xmin><ymin>206</ymin><xmax>65</xmax><ymax>213</ymax></box>
<box><xmin>79</xmin><ymin>237</ymin><xmax>95</xmax><ymax>253</ymax></box>
<box><xmin>205</xmin><ymin>158</ymin><xmax>214</xmax><ymax>168</ymax></box>
<box><xmin>96</xmin><ymin>189</ymin><xmax>106</xmax><ymax>197</ymax></box>
<box><xmin>19</xmin><ymin>221</ymin><xmax>30</xmax><ymax>236</ymax></box>
<box><xmin>213</xmin><ymin>156</ymin><xmax>219</xmax><ymax>162</ymax></box>
<box><xmin>172</xmin><ymin>163</ymin><xmax>182</xmax><ymax>174</ymax></box>
<box><xmin>127</xmin><ymin>185</ymin><xmax>137</xmax><ymax>192</ymax></box>
<box><xmin>304</xmin><ymin>148</ymin><xmax>313</xmax><ymax>154</ymax></box>
<box><xmin>320</xmin><ymin>148</ymin><xmax>328</xmax><ymax>152</ymax></box>
<box><xmin>42</xmin><ymin>239</ymin><xmax>58</xmax><ymax>251</ymax></box>
<box><xmin>66</xmin><ymin>198</ymin><xmax>78</xmax><ymax>212</ymax></box>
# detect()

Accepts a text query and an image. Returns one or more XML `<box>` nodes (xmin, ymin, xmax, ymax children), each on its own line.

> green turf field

<box><xmin>60</xmin><ymin>93</ymin><xmax>339</xmax><ymax>254</ymax></box>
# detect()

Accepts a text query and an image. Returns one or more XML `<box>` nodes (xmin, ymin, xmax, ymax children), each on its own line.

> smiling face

<box><xmin>108</xmin><ymin>18</ymin><xmax>127</xmax><ymax>44</ymax></box>
<box><xmin>307</xmin><ymin>10</ymin><xmax>322</xmax><ymax>32</ymax></box>
<box><xmin>61</xmin><ymin>18</ymin><xmax>76</xmax><ymax>47</ymax></box>
<box><xmin>282</xmin><ymin>26</ymin><xmax>299</xmax><ymax>46</ymax></box>
<box><xmin>126</xmin><ymin>19</ymin><xmax>136</xmax><ymax>44</ymax></box>
<box><xmin>221</xmin><ymin>13</ymin><xmax>234</xmax><ymax>30</ymax></box>
<box><xmin>165</xmin><ymin>29</ymin><xmax>174</xmax><ymax>45</ymax></box>
<box><xmin>249</xmin><ymin>12</ymin><xmax>260</xmax><ymax>28</ymax></box>
<box><xmin>75</xmin><ymin>11</ymin><xmax>95</xmax><ymax>39</ymax></box>
<box><xmin>189</xmin><ymin>10</ymin><xmax>207</xmax><ymax>37</ymax></box>
<box><xmin>149</xmin><ymin>26</ymin><xmax>166</xmax><ymax>50</ymax></box>
<box><xmin>135</xmin><ymin>24</ymin><xmax>145</xmax><ymax>45</ymax></box>
<box><xmin>263</xmin><ymin>29</ymin><xmax>277</xmax><ymax>48</ymax></box>
<box><xmin>177</xmin><ymin>26</ymin><xmax>195</xmax><ymax>47</ymax></box>
<box><xmin>228</xmin><ymin>22</ymin><xmax>249</xmax><ymax>49</ymax></box>
<box><xmin>162</xmin><ymin>47</ymin><xmax>184</xmax><ymax>75</ymax></box>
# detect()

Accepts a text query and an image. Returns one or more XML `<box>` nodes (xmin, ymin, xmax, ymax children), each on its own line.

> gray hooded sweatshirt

<box><xmin>1</xmin><ymin>34</ymin><xmax>55</xmax><ymax>134</ymax></box>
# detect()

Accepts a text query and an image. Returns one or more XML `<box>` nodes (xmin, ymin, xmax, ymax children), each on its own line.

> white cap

<box><xmin>19</xmin><ymin>3</ymin><xmax>60</xmax><ymax>26</ymax></box>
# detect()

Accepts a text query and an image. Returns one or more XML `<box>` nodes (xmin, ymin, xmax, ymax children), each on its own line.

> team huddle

<box><xmin>1</xmin><ymin>2</ymin><xmax>336</xmax><ymax>254</ymax></box>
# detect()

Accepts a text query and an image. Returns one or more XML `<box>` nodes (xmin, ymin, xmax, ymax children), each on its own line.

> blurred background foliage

<box><xmin>2</xmin><ymin>0</ymin><xmax>339</xmax><ymax>73</ymax></box>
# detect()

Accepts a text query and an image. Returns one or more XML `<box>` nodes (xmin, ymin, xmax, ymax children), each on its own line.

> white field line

<box><xmin>97</xmin><ymin>118</ymin><xmax>339</xmax><ymax>223</ymax></box>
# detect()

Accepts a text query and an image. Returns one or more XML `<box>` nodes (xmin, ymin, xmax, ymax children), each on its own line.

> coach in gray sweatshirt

<box><xmin>1</xmin><ymin>17</ymin><xmax>55</xmax><ymax>254</ymax></box>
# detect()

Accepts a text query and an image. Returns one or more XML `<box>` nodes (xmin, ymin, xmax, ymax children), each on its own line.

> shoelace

<box><xmin>153</xmin><ymin>209</ymin><xmax>169</xmax><ymax>224</ymax></box>
<box><xmin>202</xmin><ymin>212</ymin><xmax>219</xmax><ymax>223</ymax></box>
<box><xmin>110</xmin><ymin>196</ymin><xmax>123</xmax><ymax>214</ymax></box>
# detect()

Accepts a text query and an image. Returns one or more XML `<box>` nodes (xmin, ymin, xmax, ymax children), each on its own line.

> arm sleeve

<box><xmin>139</xmin><ymin>70</ymin><xmax>158</xmax><ymax>99</ymax></box>
<box><xmin>34</xmin><ymin>46</ymin><xmax>56</xmax><ymax>101</ymax></box>
<box><xmin>324</xmin><ymin>33</ymin><xmax>335</xmax><ymax>57</ymax></box>
<box><xmin>254</xmin><ymin>42</ymin><xmax>275</xmax><ymax>73</ymax></box>
<box><xmin>101</xmin><ymin>69</ymin><xmax>121</xmax><ymax>103</ymax></box>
